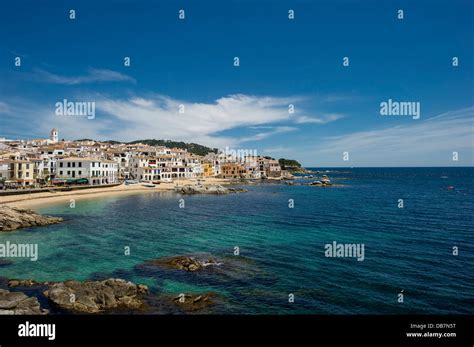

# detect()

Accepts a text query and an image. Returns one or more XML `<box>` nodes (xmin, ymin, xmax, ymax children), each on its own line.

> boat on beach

<box><xmin>142</xmin><ymin>183</ymin><xmax>156</xmax><ymax>188</ymax></box>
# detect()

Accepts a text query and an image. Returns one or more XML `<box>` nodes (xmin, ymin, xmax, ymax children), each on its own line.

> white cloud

<box><xmin>238</xmin><ymin>126</ymin><xmax>297</xmax><ymax>142</ymax></box>
<box><xmin>86</xmin><ymin>94</ymin><xmax>306</xmax><ymax>147</ymax></box>
<box><xmin>1</xmin><ymin>94</ymin><xmax>322</xmax><ymax>148</ymax></box>
<box><xmin>295</xmin><ymin>113</ymin><xmax>344</xmax><ymax>124</ymax></box>
<box><xmin>0</xmin><ymin>101</ymin><xmax>10</xmax><ymax>113</ymax></box>
<box><xmin>309</xmin><ymin>107</ymin><xmax>474</xmax><ymax>166</ymax></box>
<box><xmin>30</xmin><ymin>68</ymin><xmax>136</xmax><ymax>85</ymax></box>
<box><xmin>262</xmin><ymin>146</ymin><xmax>294</xmax><ymax>155</ymax></box>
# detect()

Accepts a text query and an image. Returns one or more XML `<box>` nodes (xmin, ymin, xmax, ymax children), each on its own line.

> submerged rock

<box><xmin>8</xmin><ymin>279</ymin><xmax>42</xmax><ymax>288</ymax></box>
<box><xmin>0</xmin><ymin>206</ymin><xmax>63</xmax><ymax>232</ymax></box>
<box><xmin>0</xmin><ymin>289</ymin><xmax>48</xmax><ymax>315</ymax></box>
<box><xmin>0</xmin><ymin>259</ymin><xmax>13</xmax><ymax>267</ymax></box>
<box><xmin>171</xmin><ymin>293</ymin><xmax>217</xmax><ymax>312</ymax></box>
<box><xmin>43</xmin><ymin>278</ymin><xmax>148</xmax><ymax>314</ymax></box>
<box><xmin>227</xmin><ymin>187</ymin><xmax>248</xmax><ymax>193</ymax></box>
<box><xmin>142</xmin><ymin>255</ymin><xmax>222</xmax><ymax>272</ymax></box>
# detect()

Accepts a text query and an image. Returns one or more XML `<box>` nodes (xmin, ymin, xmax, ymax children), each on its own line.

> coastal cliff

<box><xmin>0</xmin><ymin>206</ymin><xmax>63</xmax><ymax>232</ymax></box>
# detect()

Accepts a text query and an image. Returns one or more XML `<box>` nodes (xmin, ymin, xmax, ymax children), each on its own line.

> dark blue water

<box><xmin>1</xmin><ymin>168</ymin><xmax>473</xmax><ymax>314</ymax></box>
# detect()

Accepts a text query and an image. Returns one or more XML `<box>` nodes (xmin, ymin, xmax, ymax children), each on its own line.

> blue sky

<box><xmin>0</xmin><ymin>0</ymin><xmax>473</xmax><ymax>166</ymax></box>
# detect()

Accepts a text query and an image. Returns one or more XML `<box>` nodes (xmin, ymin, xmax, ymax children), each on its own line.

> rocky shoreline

<box><xmin>175</xmin><ymin>184</ymin><xmax>247</xmax><ymax>195</ymax></box>
<box><xmin>0</xmin><ymin>206</ymin><xmax>63</xmax><ymax>232</ymax></box>
<box><xmin>43</xmin><ymin>279</ymin><xmax>148</xmax><ymax>313</ymax></box>
<box><xmin>0</xmin><ymin>289</ymin><xmax>48</xmax><ymax>315</ymax></box>
<box><xmin>1</xmin><ymin>255</ymin><xmax>226</xmax><ymax>315</ymax></box>
<box><xmin>1</xmin><ymin>278</ymin><xmax>148</xmax><ymax>315</ymax></box>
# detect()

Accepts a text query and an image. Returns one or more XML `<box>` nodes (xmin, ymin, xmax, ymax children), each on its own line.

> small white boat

<box><xmin>142</xmin><ymin>183</ymin><xmax>156</xmax><ymax>188</ymax></box>
<box><xmin>125</xmin><ymin>180</ymin><xmax>139</xmax><ymax>185</ymax></box>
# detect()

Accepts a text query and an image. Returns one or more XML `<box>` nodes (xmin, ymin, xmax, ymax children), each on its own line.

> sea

<box><xmin>0</xmin><ymin>167</ymin><xmax>473</xmax><ymax>314</ymax></box>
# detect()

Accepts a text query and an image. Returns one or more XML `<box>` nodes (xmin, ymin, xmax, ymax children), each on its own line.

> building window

<box><xmin>67</xmin><ymin>171</ymin><xmax>70</xmax><ymax>175</ymax></box>
<box><xmin>60</xmin><ymin>162</ymin><xmax>63</xmax><ymax>167</ymax></box>
<box><xmin>72</xmin><ymin>162</ymin><xmax>76</xmax><ymax>168</ymax></box>
<box><xmin>78</xmin><ymin>162</ymin><xmax>82</xmax><ymax>168</ymax></box>
<box><xmin>78</xmin><ymin>171</ymin><xmax>82</xmax><ymax>175</ymax></box>
<box><xmin>67</xmin><ymin>162</ymin><xmax>71</xmax><ymax>167</ymax></box>
<box><xmin>60</xmin><ymin>171</ymin><xmax>63</xmax><ymax>175</ymax></box>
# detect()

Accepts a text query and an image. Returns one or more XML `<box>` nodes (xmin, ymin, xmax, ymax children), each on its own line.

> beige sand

<box><xmin>0</xmin><ymin>178</ymin><xmax>232</xmax><ymax>210</ymax></box>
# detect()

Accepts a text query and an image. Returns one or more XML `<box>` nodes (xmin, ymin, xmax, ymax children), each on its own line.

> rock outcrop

<box><xmin>0</xmin><ymin>206</ymin><xmax>63</xmax><ymax>232</ymax></box>
<box><xmin>175</xmin><ymin>184</ymin><xmax>247</xmax><ymax>195</ymax></box>
<box><xmin>8</xmin><ymin>279</ymin><xmax>42</xmax><ymax>288</ymax></box>
<box><xmin>171</xmin><ymin>293</ymin><xmax>217</xmax><ymax>311</ymax></box>
<box><xmin>143</xmin><ymin>255</ymin><xmax>222</xmax><ymax>272</ymax></box>
<box><xmin>0</xmin><ymin>289</ymin><xmax>48</xmax><ymax>315</ymax></box>
<box><xmin>43</xmin><ymin>278</ymin><xmax>148</xmax><ymax>313</ymax></box>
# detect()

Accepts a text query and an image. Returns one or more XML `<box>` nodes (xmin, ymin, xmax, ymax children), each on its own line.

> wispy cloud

<box><xmin>309</xmin><ymin>107</ymin><xmax>474</xmax><ymax>166</ymax></box>
<box><xmin>30</xmin><ymin>68</ymin><xmax>136</xmax><ymax>85</ymax></box>
<box><xmin>295</xmin><ymin>113</ymin><xmax>344</xmax><ymax>124</ymax></box>
<box><xmin>0</xmin><ymin>101</ymin><xmax>10</xmax><ymax>113</ymax></box>
<box><xmin>262</xmin><ymin>146</ymin><xmax>294</xmax><ymax>155</ymax></box>
<box><xmin>238</xmin><ymin>126</ymin><xmax>297</xmax><ymax>142</ymax></box>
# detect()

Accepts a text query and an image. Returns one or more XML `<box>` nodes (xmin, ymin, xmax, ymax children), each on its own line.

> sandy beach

<box><xmin>0</xmin><ymin>178</ymin><xmax>232</xmax><ymax>210</ymax></box>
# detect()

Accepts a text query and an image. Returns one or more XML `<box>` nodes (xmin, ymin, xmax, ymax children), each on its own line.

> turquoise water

<box><xmin>1</xmin><ymin>168</ymin><xmax>473</xmax><ymax>314</ymax></box>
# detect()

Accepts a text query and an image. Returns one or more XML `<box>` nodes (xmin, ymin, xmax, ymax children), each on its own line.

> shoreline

<box><xmin>0</xmin><ymin>178</ymin><xmax>233</xmax><ymax>210</ymax></box>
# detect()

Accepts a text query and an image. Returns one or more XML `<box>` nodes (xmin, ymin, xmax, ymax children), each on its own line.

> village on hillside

<box><xmin>0</xmin><ymin>129</ymin><xmax>298</xmax><ymax>189</ymax></box>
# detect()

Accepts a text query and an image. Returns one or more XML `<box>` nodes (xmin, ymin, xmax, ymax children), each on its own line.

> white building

<box><xmin>57</xmin><ymin>157</ymin><xmax>118</xmax><ymax>185</ymax></box>
<box><xmin>129</xmin><ymin>156</ymin><xmax>163</xmax><ymax>181</ymax></box>
<box><xmin>50</xmin><ymin>128</ymin><xmax>59</xmax><ymax>144</ymax></box>
<box><xmin>0</xmin><ymin>161</ymin><xmax>9</xmax><ymax>181</ymax></box>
